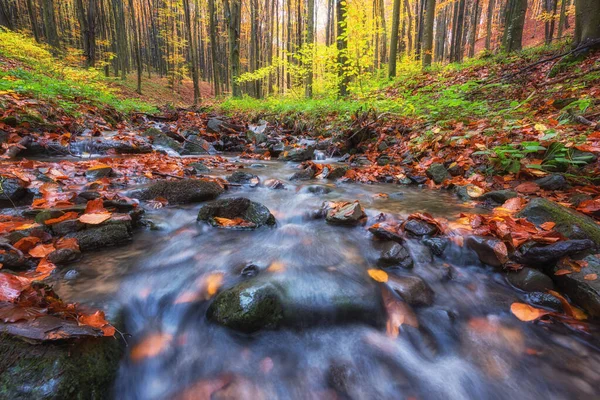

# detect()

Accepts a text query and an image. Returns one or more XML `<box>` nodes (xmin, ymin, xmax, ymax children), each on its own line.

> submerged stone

<box><xmin>506</xmin><ymin>267</ymin><xmax>554</xmax><ymax>292</ymax></box>
<box><xmin>197</xmin><ymin>197</ymin><xmax>276</xmax><ymax>229</ymax></box>
<box><xmin>426</xmin><ymin>163</ymin><xmax>449</xmax><ymax>184</ymax></box>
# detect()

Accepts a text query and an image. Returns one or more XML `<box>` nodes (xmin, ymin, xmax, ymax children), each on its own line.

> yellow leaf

<box><xmin>367</xmin><ymin>269</ymin><xmax>388</xmax><ymax>283</ymax></box>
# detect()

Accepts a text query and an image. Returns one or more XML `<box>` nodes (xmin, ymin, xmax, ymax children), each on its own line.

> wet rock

<box><xmin>70</xmin><ymin>139</ymin><xmax>153</xmax><ymax>155</ymax></box>
<box><xmin>250</xmin><ymin>163</ymin><xmax>266</xmax><ymax>169</ymax></box>
<box><xmin>247</xmin><ymin>121</ymin><xmax>268</xmax><ymax>144</ymax></box>
<box><xmin>0</xmin><ymin>331</ymin><xmax>122</xmax><ymax>399</ymax></box>
<box><xmin>207</xmin><ymin>280</ymin><xmax>283</xmax><ymax>333</ymax></box>
<box><xmin>368</xmin><ymin>223</ymin><xmax>403</xmax><ymax>243</ymax></box>
<box><xmin>280</xmin><ymin>146</ymin><xmax>315</xmax><ymax>162</ymax></box>
<box><xmin>0</xmin><ymin>178</ymin><xmax>29</xmax><ymax>207</ymax></box>
<box><xmin>189</xmin><ymin>162</ymin><xmax>211</xmax><ymax>174</ymax></box>
<box><xmin>518</xmin><ymin>198</ymin><xmax>600</xmax><ymax>246</ymax></box>
<box><xmin>506</xmin><ymin>267</ymin><xmax>554</xmax><ymax>292</ymax></box>
<box><xmin>182</xmin><ymin>135</ymin><xmax>215</xmax><ymax>154</ymax></box>
<box><xmin>208</xmin><ymin>271</ymin><xmax>385</xmax><ymax>333</ymax></box>
<box><xmin>387</xmin><ymin>274</ymin><xmax>434</xmax><ymax>306</ymax></box>
<box><xmin>569</xmin><ymin>193</ymin><xmax>592</xmax><ymax>208</ymax></box>
<box><xmin>525</xmin><ymin>292</ymin><xmax>563</xmax><ymax>312</ymax></box>
<box><xmin>377</xmin><ymin>155</ymin><xmax>391</xmax><ymax>166</ymax></box>
<box><xmin>226</xmin><ymin>171</ymin><xmax>260</xmax><ymax>186</ymax></box>
<box><xmin>403</xmin><ymin>219</ymin><xmax>438</xmax><ymax>237</ymax></box>
<box><xmin>422</xmin><ymin>237</ymin><xmax>449</xmax><ymax>256</ymax></box>
<box><xmin>34</xmin><ymin>209</ymin><xmax>65</xmax><ymax>224</ymax></box>
<box><xmin>50</xmin><ymin>219</ymin><xmax>85</xmax><ymax>236</ymax></box>
<box><xmin>141</xmin><ymin>128</ymin><xmax>183</xmax><ymax>153</ymax></box>
<box><xmin>268</xmin><ymin>142</ymin><xmax>285</xmax><ymax>157</ymax></box>
<box><xmin>551</xmin><ymin>254</ymin><xmax>600</xmax><ymax>317</ymax></box>
<box><xmin>535</xmin><ymin>174</ymin><xmax>567</xmax><ymax>191</ymax></box>
<box><xmin>197</xmin><ymin>198</ymin><xmax>276</xmax><ymax>229</ymax></box>
<box><xmin>47</xmin><ymin>248</ymin><xmax>81</xmax><ymax>265</ymax></box>
<box><xmin>377</xmin><ymin>242</ymin><xmax>413</xmax><ymax>269</ymax></box>
<box><xmin>426</xmin><ymin>163</ymin><xmax>449</xmax><ymax>184</ymax></box>
<box><xmin>466</xmin><ymin>236</ymin><xmax>508</xmax><ymax>267</ymax></box>
<box><xmin>326</xmin><ymin>362</ymin><xmax>358</xmax><ymax>398</ymax></box>
<box><xmin>207</xmin><ymin>118</ymin><xmax>225</xmax><ymax>133</ymax></box>
<box><xmin>518</xmin><ymin>239</ymin><xmax>594</xmax><ymax>266</ymax></box>
<box><xmin>85</xmin><ymin>166</ymin><xmax>113</xmax><ymax>180</ymax></box>
<box><xmin>66</xmin><ymin>223</ymin><xmax>132</xmax><ymax>251</ymax></box>
<box><xmin>327</xmin><ymin>166</ymin><xmax>348</xmax><ymax>180</ymax></box>
<box><xmin>0</xmin><ymin>250</ymin><xmax>27</xmax><ymax>270</ymax></box>
<box><xmin>408</xmin><ymin>175</ymin><xmax>428</xmax><ymax>185</ymax></box>
<box><xmin>306</xmin><ymin>185</ymin><xmax>332</xmax><ymax>195</ymax></box>
<box><xmin>480</xmin><ymin>190</ymin><xmax>518</xmax><ymax>204</ymax></box>
<box><xmin>263</xmin><ymin>179</ymin><xmax>285</xmax><ymax>190</ymax></box>
<box><xmin>289</xmin><ymin>165</ymin><xmax>316</xmax><ymax>181</ymax></box>
<box><xmin>133</xmin><ymin>179</ymin><xmax>224</xmax><ymax>204</ymax></box>
<box><xmin>325</xmin><ymin>202</ymin><xmax>366</xmax><ymax>226</ymax></box>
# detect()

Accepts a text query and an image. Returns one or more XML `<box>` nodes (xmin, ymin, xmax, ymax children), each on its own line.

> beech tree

<box><xmin>573</xmin><ymin>0</ymin><xmax>600</xmax><ymax>46</ymax></box>
<box><xmin>502</xmin><ymin>0</ymin><xmax>527</xmax><ymax>52</ymax></box>
<box><xmin>421</xmin><ymin>0</ymin><xmax>435</xmax><ymax>68</ymax></box>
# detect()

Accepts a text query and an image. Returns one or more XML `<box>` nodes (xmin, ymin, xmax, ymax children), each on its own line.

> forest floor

<box><xmin>1</xmin><ymin>28</ymin><xmax>600</xmax><ymax>396</ymax></box>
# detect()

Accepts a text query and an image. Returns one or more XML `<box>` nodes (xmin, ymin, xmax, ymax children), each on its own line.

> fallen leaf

<box><xmin>584</xmin><ymin>273</ymin><xmax>598</xmax><ymax>281</ymax></box>
<box><xmin>539</xmin><ymin>222</ymin><xmax>556</xmax><ymax>231</ymax></box>
<box><xmin>44</xmin><ymin>211</ymin><xmax>79</xmax><ymax>225</ymax></box>
<box><xmin>29</xmin><ymin>243</ymin><xmax>56</xmax><ymax>258</ymax></box>
<box><xmin>547</xmin><ymin>290</ymin><xmax>587</xmax><ymax>320</ymax></box>
<box><xmin>130</xmin><ymin>332</ymin><xmax>173</xmax><ymax>362</ymax></box>
<box><xmin>515</xmin><ymin>182</ymin><xmax>540</xmax><ymax>194</ymax></box>
<box><xmin>79</xmin><ymin>212</ymin><xmax>111</xmax><ymax>225</ymax></box>
<box><xmin>78</xmin><ymin>310</ymin><xmax>115</xmax><ymax>336</ymax></box>
<box><xmin>14</xmin><ymin>236</ymin><xmax>41</xmax><ymax>252</ymax></box>
<box><xmin>554</xmin><ymin>269</ymin><xmax>572</xmax><ymax>276</ymax></box>
<box><xmin>510</xmin><ymin>302</ymin><xmax>550</xmax><ymax>322</ymax></box>
<box><xmin>368</xmin><ymin>269</ymin><xmax>388</xmax><ymax>283</ymax></box>
<box><xmin>85</xmin><ymin>198</ymin><xmax>107</xmax><ymax>214</ymax></box>
<box><xmin>213</xmin><ymin>217</ymin><xmax>256</xmax><ymax>228</ymax></box>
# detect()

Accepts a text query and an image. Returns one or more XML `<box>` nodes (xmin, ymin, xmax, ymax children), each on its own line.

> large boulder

<box><xmin>551</xmin><ymin>254</ymin><xmax>600</xmax><ymax>317</ymax></box>
<box><xmin>66</xmin><ymin>222</ymin><xmax>132</xmax><ymax>251</ymax></box>
<box><xmin>0</xmin><ymin>178</ymin><xmax>30</xmax><ymax>208</ymax></box>
<box><xmin>132</xmin><ymin>179</ymin><xmax>224</xmax><ymax>204</ymax></box>
<box><xmin>182</xmin><ymin>135</ymin><xmax>215</xmax><ymax>155</ymax></box>
<box><xmin>518</xmin><ymin>198</ymin><xmax>600</xmax><ymax>246</ymax></box>
<box><xmin>0</xmin><ymin>331</ymin><xmax>122</xmax><ymax>399</ymax></box>
<box><xmin>197</xmin><ymin>198</ymin><xmax>276</xmax><ymax>229</ymax></box>
<box><xmin>207</xmin><ymin>271</ymin><xmax>385</xmax><ymax>333</ymax></box>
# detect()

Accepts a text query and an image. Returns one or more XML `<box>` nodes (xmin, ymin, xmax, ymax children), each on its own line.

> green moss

<box><xmin>0</xmin><ymin>334</ymin><xmax>123</xmax><ymax>399</ymax></box>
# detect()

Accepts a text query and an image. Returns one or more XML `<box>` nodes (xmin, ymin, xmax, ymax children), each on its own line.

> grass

<box><xmin>0</xmin><ymin>28</ymin><xmax>155</xmax><ymax>115</ymax></box>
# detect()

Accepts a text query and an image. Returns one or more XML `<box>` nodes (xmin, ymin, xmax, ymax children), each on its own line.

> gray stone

<box><xmin>466</xmin><ymin>236</ymin><xmax>508</xmax><ymax>267</ymax></box>
<box><xmin>327</xmin><ymin>166</ymin><xmax>348</xmax><ymax>180</ymax></box>
<box><xmin>535</xmin><ymin>174</ymin><xmax>568</xmax><ymax>191</ymax></box>
<box><xmin>325</xmin><ymin>202</ymin><xmax>366</xmax><ymax>226</ymax></box>
<box><xmin>426</xmin><ymin>163</ymin><xmax>449</xmax><ymax>184</ymax></box>
<box><xmin>378</xmin><ymin>242</ymin><xmax>413</xmax><ymax>269</ymax></box>
<box><xmin>207</xmin><ymin>118</ymin><xmax>225</xmax><ymax>133</ymax></box>
<box><xmin>280</xmin><ymin>146</ymin><xmax>315</xmax><ymax>162</ymax></box>
<box><xmin>518</xmin><ymin>198</ymin><xmax>600</xmax><ymax>246</ymax></box>
<box><xmin>551</xmin><ymin>254</ymin><xmax>600</xmax><ymax>317</ymax></box>
<box><xmin>404</xmin><ymin>219</ymin><xmax>438</xmax><ymax>236</ymax></box>
<box><xmin>182</xmin><ymin>135</ymin><xmax>215</xmax><ymax>154</ymax></box>
<box><xmin>197</xmin><ymin>197</ymin><xmax>276</xmax><ymax>229</ymax></box>
<box><xmin>519</xmin><ymin>239</ymin><xmax>594</xmax><ymax>266</ymax></box>
<box><xmin>506</xmin><ymin>267</ymin><xmax>554</xmax><ymax>292</ymax></box>
<box><xmin>386</xmin><ymin>274</ymin><xmax>434</xmax><ymax>306</ymax></box>
<box><xmin>422</xmin><ymin>237</ymin><xmax>449</xmax><ymax>256</ymax></box>
<box><xmin>480</xmin><ymin>190</ymin><xmax>518</xmax><ymax>204</ymax></box>
<box><xmin>85</xmin><ymin>166</ymin><xmax>113</xmax><ymax>180</ymax></box>
<box><xmin>290</xmin><ymin>166</ymin><xmax>316</xmax><ymax>181</ymax></box>
<box><xmin>66</xmin><ymin>224</ymin><xmax>132</xmax><ymax>251</ymax></box>
<box><xmin>133</xmin><ymin>179</ymin><xmax>224</xmax><ymax>204</ymax></box>
<box><xmin>227</xmin><ymin>171</ymin><xmax>260</xmax><ymax>186</ymax></box>
<box><xmin>525</xmin><ymin>292</ymin><xmax>563</xmax><ymax>312</ymax></box>
<box><xmin>0</xmin><ymin>178</ymin><xmax>28</xmax><ymax>207</ymax></box>
<box><xmin>263</xmin><ymin>179</ymin><xmax>285</xmax><ymax>190</ymax></box>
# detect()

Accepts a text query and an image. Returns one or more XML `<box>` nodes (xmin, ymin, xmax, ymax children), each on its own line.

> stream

<box><xmin>52</xmin><ymin>158</ymin><xmax>600</xmax><ymax>400</ymax></box>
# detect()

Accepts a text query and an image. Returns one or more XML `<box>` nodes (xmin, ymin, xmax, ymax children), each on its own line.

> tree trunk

<box><xmin>389</xmin><ymin>0</ymin><xmax>401</xmax><ymax>78</ymax></box>
<box><xmin>208</xmin><ymin>0</ymin><xmax>220</xmax><ymax>96</ymax></box>
<box><xmin>573</xmin><ymin>0</ymin><xmax>600</xmax><ymax>46</ymax></box>
<box><xmin>42</xmin><ymin>0</ymin><xmax>60</xmax><ymax>49</ymax></box>
<box><xmin>182</xmin><ymin>0</ymin><xmax>200</xmax><ymax>103</ymax></box>
<box><xmin>26</xmin><ymin>0</ymin><xmax>41</xmax><ymax>42</ymax></box>
<box><xmin>128</xmin><ymin>0</ymin><xmax>143</xmax><ymax>94</ymax></box>
<box><xmin>468</xmin><ymin>0</ymin><xmax>480</xmax><ymax>57</ymax></box>
<box><xmin>306</xmin><ymin>0</ymin><xmax>315</xmax><ymax>98</ymax></box>
<box><xmin>485</xmin><ymin>0</ymin><xmax>495</xmax><ymax>50</ymax></box>
<box><xmin>422</xmin><ymin>0</ymin><xmax>436</xmax><ymax>67</ymax></box>
<box><xmin>336</xmin><ymin>0</ymin><xmax>349</xmax><ymax>96</ymax></box>
<box><xmin>501</xmin><ymin>0</ymin><xmax>527</xmax><ymax>52</ymax></box>
<box><xmin>224</xmin><ymin>0</ymin><xmax>241</xmax><ymax>97</ymax></box>
<box><xmin>451</xmin><ymin>0</ymin><xmax>466</xmax><ymax>62</ymax></box>
<box><xmin>557</xmin><ymin>0</ymin><xmax>567</xmax><ymax>39</ymax></box>
<box><xmin>87</xmin><ymin>0</ymin><xmax>97</xmax><ymax>67</ymax></box>
<box><xmin>379</xmin><ymin>0</ymin><xmax>387</xmax><ymax>64</ymax></box>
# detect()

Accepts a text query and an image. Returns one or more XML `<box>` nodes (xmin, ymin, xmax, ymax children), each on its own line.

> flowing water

<box><xmin>52</xmin><ymin>158</ymin><xmax>600</xmax><ymax>400</ymax></box>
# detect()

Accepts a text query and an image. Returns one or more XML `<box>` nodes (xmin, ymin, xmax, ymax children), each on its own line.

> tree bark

<box><xmin>468</xmin><ymin>0</ymin><xmax>480</xmax><ymax>57</ymax></box>
<box><xmin>422</xmin><ymin>0</ymin><xmax>436</xmax><ymax>67</ymax></box>
<box><xmin>501</xmin><ymin>0</ymin><xmax>527</xmax><ymax>52</ymax></box>
<box><xmin>306</xmin><ymin>0</ymin><xmax>315</xmax><ymax>98</ymax></box>
<box><xmin>485</xmin><ymin>0</ymin><xmax>495</xmax><ymax>50</ymax></box>
<box><xmin>573</xmin><ymin>0</ymin><xmax>600</xmax><ymax>46</ymax></box>
<box><xmin>42</xmin><ymin>0</ymin><xmax>60</xmax><ymax>49</ymax></box>
<box><xmin>208</xmin><ymin>0</ymin><xmax>220</xmax><ymax>96</ymax></box>
<box><xmin>389</xmin><ymin>0</ymin><xmax>401</xmax><ymax>78</ymax></box>
<box><xmin>224</xmin><ymin>0</ymin><xmax>241</xmax><ymax>97</ymax></box>
<box><xmin>336</xmin><ymin>0</ymin><xmax>349</xmax><ymax>96</ymax></box>
<box><xmin>128</xmin><ymin>0</ymin><xmax>143</xmax><ymax>94</ymax></box>
<box><xmin>26</xmin><ymin>0</ymin><xmax>41</xmax><ymax>43</ymax></box>
<box><xmin>183</xmin><ymin>0</ymin><xmax>200</xmax><ymax>104</ymax></box>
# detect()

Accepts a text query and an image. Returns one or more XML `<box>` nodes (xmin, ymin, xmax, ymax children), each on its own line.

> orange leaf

<box><xmin>584</xmin><ymin>273</ymin><xmax>597</xmax><ymax>281</ymax></box>
<box><xmin>510</xmin><ymin>302</ymin><xmax>550</xmax><ymax>322</ymax></box>
<box><xmin>85</xmin><ymin>198</ymin><xmax>107</xmax><ymax>214</ymax></box>
<box><xmin>14</xmin><ymin>236</ymin><xmax>41</xmax><ymax>252</ymax></box>
<box><xmin>539</xmin><ymin>222</ymin><xmax>556</xmax><ymax>231</ymax></box>
<box><xmin>213</xmin><ymin>217</ymin><xmax>256</xmax><ymax>228</ymax></box>
<box><xmin>45</xmin><ymin>211</ymin><xmax>79</xmax><ymax>225</ymax></box>
<box><xmin>130</xmin><ymin>332</ymin><xmax>173</xmax><ymax>362</ymax></box>
<box><xmin>554</xmin><ymin>269</ymin><xmax>572</xmax><ymax>276</ymax></box>
<box><xmin>56</xmin><ymin>237</ymin><xmax>80</xmax><ymax>251</ymax></box>
<box><xmin>29</xmin><ymin>243</ymin><xmax>56</xmax><ymax>258</ymax></box>
<box><xmin>367</xmin><ymin>269</ymin><xmax>388</xmax><ymax>283</ymax></box>
<box><xmin>547</xmin><ymin>290</ymin><xmax>587</xmax><ymax>320</ymax></box>
<box><xmin>79</xmin><ymin>310</ymin><xmax>115</xmax><ymax>336</ymax></box>
<box><xmin>515</xmin><ymin>182</ymin><xmax>540</xmax><ymax>194</ymax></box>
<box><xmin>0</xmin><ymin>272</ymin><xmax>30</xmax><ymax>302</ymax></box>
<box><xmin>79</xmin><ymin>212</ymin><xmax>111</xmax><ymax>225</ymax></box>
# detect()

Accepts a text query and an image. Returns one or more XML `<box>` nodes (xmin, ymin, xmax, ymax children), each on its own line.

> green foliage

<box><xmin>473</xmin><ymin>142</ymin><xmax>546</xmax><ymax>174</ymax></box>
<box><xmin>0</xmin><ymin>28</ymin><xmax>155</xmax><ymax>114</ymax></box>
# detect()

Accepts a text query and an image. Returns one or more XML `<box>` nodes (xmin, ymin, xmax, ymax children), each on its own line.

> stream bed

<box><xmin>52</xmin><ymin>158</ymin><xmax>600</xmax><ymax>400</ymax></box>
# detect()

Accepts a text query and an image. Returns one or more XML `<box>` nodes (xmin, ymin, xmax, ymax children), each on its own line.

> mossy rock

<box><xmin>518</xmin><ymin>198</ymin><xmax>600</xmax><ymax>246</ymax></box>
<box><xmin>0</xmin><ymin>334</ymin><xmax>123</xmax><ymax>399</ymax></box>
<box><xmin>133</xmin><ymin>179</ymin><xmax>224</xmax><ymax>204</ymax></box>
<box><xmin>197</xmin><ymin>198</ymin><xmax>276</xmax><ymax>229</ymax></box>
<box><xmin>207</xmin><ymin>280</ymin><xmax>284</xmax><ymax>333</ymax></box>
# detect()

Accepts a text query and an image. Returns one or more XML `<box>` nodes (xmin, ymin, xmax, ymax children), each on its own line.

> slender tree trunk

<box><xmin>26</xmin><ymin>0</ymin><xmax>40</xmax><ymax>42</ymax></box>
<box><xmin>379</xmin><ymin>0</ymin><xmax>387</xmax><ymax>64</ymax></box>
<box><xmin>485</xmin><ymin>0</ymin><xmax>495</xmax><ymax>50</ymax></box>
<box><xmin>127</xmin><ymin>0</ymin><xmax>143</xmax><ymax>94</ymax></box>
<box><xmin>224</xmin><ymin>0</ymin><xmax>241</xmax><ymax>97</ymax></box>
<box><xmin>42</xmin><ymin>0</ymin><xmax>60</xmax><ymax>49</ymax></box>
<box><xmin>306</xmin><ymin>0</ymin><xmax>315</xmax><ymax>98</ymax></box>
<box><xmin>452</xmin><ymin>0</ymin><xmax>466</xmax><ymax>61</ymax></box>
<box><xmin>183</xmin><ymin>0</ymin><xmax>200</xmax><ymax>104</ymax></box>
<box><xmin>501</xmin><ymin>0</ymin><xmax>527</xmax><ymax>52</ymax></box>
<box><xmin>404</xmin><ymin>0</ymin><xmax>413</xmax><ymax>55</ymax></box>
<box><xmin>557</xmin><ymin>0</ymin><xmax>567</xmax><ymax>39</ymax></box>
<box><xmin>468</xmin><ymin>0</ymin><xmax>480</xmax><ymax>57</ymax></box>
<box><xmin>336</xmin><ymin>0</ymin><xmax>348</xmax><ymax>96</ymax></box>
<box><xmin>389</xmin><ymin>0</ymin><xmax>401</xmax><ymax>77</ymax></box>
<box><xmin>208</xmin><ymin>0</ymin><xmax>220</xmax><ymax>96</ymax></box>
<box><xmin>422</xmin><ymin>0</ymin><xmax>436</xmax><ymax>67</ymax></box>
